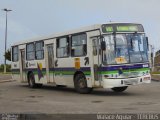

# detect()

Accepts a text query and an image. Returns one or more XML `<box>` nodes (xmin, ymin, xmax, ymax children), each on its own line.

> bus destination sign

<box><xmin>102</xmin><ymin>23</ymin><xmax>144</xmax><ymax>33</ymax></box>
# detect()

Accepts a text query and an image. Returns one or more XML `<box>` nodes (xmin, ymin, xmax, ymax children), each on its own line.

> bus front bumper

<box><xmin>102</xmin><ymin>75</ymin><xmax>151</xmax><ymax>88</ymax></box>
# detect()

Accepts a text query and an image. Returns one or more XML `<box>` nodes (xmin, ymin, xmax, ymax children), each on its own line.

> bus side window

<box><xmin>71</xmin><ymin>33</ymin><xmax>87</xmax><ymax>57</ymax></box>
<box><xmin>35</xmin><ymin>41</ymin><xmax>44</xmax><ymax>60</ymax></box>
<box><xmin>12</xmin><ymin>46</ymin><xmax>19</xmax><ymax>62</ymax></box>
<box><xmin>26</xmin><ymin>43</ymin><xmax>35</xmax><ymax>60</ymax></box>
<box><xmin>56</xmin><ymin>37</ymin><xmax>69</xmax><ymax>58</ymax></box>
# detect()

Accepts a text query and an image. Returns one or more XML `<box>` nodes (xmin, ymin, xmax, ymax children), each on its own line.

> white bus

<box><xmin>11</xmin><ymin>23</ymin><xmax>151</xmax><ymax>93</ymax></box>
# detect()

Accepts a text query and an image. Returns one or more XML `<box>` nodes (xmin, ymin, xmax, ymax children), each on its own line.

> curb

<box><xmin>0</xmin><ymin>79</ymin><xmax>16</xmax><ymax>83</ymax></box>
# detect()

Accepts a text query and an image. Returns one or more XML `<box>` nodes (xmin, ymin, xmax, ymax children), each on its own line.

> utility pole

<box><xmin>2</xmin><ymin>8</ymin><xmax>12</xmax><ymax>73</ymax></box>
<box><xmin>150</xmin><ymin>44</ymin><xmax>154</xmax><ymax>71</ymax></box>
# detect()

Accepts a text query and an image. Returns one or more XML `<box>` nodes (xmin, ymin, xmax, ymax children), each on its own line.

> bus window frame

<box><xmin>71</xmin><ymin>33</ymin><xmax>87</xmax><ymax>57</ymax></box>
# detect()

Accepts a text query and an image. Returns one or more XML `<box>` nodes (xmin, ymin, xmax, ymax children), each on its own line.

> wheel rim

<box><xmin>78</xmin><ymin>78</ymin><xmax>86</xmax><ymax>88</ymax></box>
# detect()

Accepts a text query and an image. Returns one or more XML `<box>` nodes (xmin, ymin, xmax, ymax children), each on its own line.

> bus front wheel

<box><xmin>111</xmin><ymin>86</ymin><xmax>128</xmax><ymax>92</ymax></box>
<box><xmin>74</xmin><ymin>74</ymin><xmax>92</xmax><ymax>94</ymax></box>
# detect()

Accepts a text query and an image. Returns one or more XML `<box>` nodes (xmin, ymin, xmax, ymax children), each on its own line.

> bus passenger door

<box><xmin>20</xmin><ymin>49</ymin><xmax>26</xmax><ymax>82</ymax></box>
<box><xmin>46</xmin><ymin>44</ymin><xmax>55</xmax><ymax>83</ymax></box>
<box><xmin>92</xmin><ymin>38</ymin><xmax>102</xmax><ymax>86</ymax></box>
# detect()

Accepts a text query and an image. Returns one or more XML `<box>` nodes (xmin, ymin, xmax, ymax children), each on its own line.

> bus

<box><xmin>11</xmin><ymin>23</ymin><xmax>151</xmax><ymax>93</ymax></box>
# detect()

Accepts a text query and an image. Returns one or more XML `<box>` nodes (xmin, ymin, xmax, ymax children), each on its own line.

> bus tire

<box><xmin>74</xmin><ymin>74</ymin><xmax>92</xmax><ymax>94</ymax></box>
<box><xmin>111</xmin><ymin>86</ymin><xmax>128</xmax><ymax>92</ymax></box>
<box><xmin>37</xmin><ymin>84</ymin><xmax>43</xmax><ymax>88</ymax></box>
<box><xmin>28</xmin><ymin>72</ymin><xmax>37</xmax><ymax>88</ymax></box>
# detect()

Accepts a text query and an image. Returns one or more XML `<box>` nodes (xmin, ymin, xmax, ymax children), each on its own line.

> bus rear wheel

<box><xmin>111</xmin><ymin>86</ymin><xmax>128</xmax><ymax>92</ymax></box>
<box><xmin>28</xmin><ymin>73</ymin><xmax>37</xmax><ymax>88</ymax></box>
<box><xmin>74</xmin><ymin>74</ymin><xmax>92</xmax><ymax>94</ymax></box>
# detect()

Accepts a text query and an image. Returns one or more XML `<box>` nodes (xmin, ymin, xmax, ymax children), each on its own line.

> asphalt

<box><xmin>0</xmin><ymin>74</ymin><xmax>14</xmax><ymax>83</ymax></box>
<box><xmin>0</xmin><ymin>74</ymin><xmax>160</xmax><ymax>83</ymax></box>
<box><xmin>151</xmin><ymin>74</ymin><xmax>160</xmax><ymax>82</ymax></box>
<box><xmin>0</xmin><ymin>74</ymin><xmax>160</xmax><ymax>120</ymax></box>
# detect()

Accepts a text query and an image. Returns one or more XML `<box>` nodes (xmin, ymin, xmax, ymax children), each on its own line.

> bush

<box><xmin>0</xmin><ymin>64</ymin><xmax>11</xmax><ymax>73</ymax></box>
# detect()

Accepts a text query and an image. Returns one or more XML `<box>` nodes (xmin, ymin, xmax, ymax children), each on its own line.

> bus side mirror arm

<box><xmin>146</xmin><ymin>37</ymin><xmax>149</xmax><ymax>51</ymax></box>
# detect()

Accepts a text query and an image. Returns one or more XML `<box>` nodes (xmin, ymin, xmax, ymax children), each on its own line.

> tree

<box><xmin>4</xmin><ymin>49</ymin><xmax>11</xmax><ymax>61</ymax></box>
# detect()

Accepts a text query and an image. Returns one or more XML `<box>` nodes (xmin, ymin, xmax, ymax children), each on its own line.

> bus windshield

<box><xmin>102</xmin><ymin>33</ymin><xmax>148</xmax><ymax>65</ymax></box>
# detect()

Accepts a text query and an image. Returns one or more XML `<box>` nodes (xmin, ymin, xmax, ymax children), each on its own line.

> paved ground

<box><xmin>152</xmin><ymin>74</ymin><xmax>160</xmax><ymax>81</ymax></box>
<box><xmin>0</xmin><ymin>74</ymin><xmax>160</xmax><ymax>119</ymax></box>
<box><xmin>0</xmin><ymin>79</ymin><xmax>160</xmax><ymax>114</ymax></box>
<box><xmin>0</xmin><ymin>74</ymin><xmax>12</xmax><ymax>80</ymax></box>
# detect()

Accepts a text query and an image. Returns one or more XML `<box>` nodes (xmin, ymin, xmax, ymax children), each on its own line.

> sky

<box><xmin>0</xmin><ymin>0</ymin><xmax>160</xmax><ymax>63</ymax></box>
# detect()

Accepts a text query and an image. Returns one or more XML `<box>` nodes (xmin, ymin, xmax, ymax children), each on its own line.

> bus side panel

<box><xmin>54</xmin><ymin>31</ymin><xmax>101</xmax><ymax>88</ymax></box>
<box><xmin>11</xmin><ymin>45</ymin><xmax>22</xmax><ymax>82</ymax></box>
<box><xmin>11</xmin><ymin>62</ymin><xmax>21</xmax><ymax>82</ymax></box>
<box><xmin>25</xmin><ymin>60</ymin><xmax>48</xmax><ymax>84</ymax></box>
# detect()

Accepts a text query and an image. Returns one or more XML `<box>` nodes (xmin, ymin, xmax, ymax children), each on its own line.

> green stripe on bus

<box><xmin>100</xmin><ymin>68</ymin><xmax>150</xmax><ymax>75</ymax></box>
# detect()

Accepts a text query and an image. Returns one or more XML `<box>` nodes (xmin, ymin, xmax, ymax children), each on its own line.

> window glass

<box><xmin>57</xmin><ymin>37</ymin><xmax>69</xmax><ymax>58</ymax></box>
<box><xmin>115</xmin><ymin>34</ymin><xmax>129</xmax><ymax>63</ymax></box>
<box><xmin>27</xmin><ymin>44</ymin><xmax>34</xmax><ymax>52</ymax></box>
<box><xmin>36</xmin><ymin>42</ymin><xmax>43</xmax><ymax>51</ymax></box>
<box><xmin>103</xmin><ymin>35</ymin><xmax>115</xmax><ymax>64</ymax></box>
<box><xmin>127</xmin><ymin>34</ymin><xmax>148</xmax><ymax>63</ymax></box>
<box><xmin>26</xmin><ymin>43</ymin><xmax>34</xmax><ymax>60</ymax></box>
<box><xmin>12</xmin><ymin>46</ymin><xmax>19</xmax><ymax>62</ymax></box>
<box><xmin>71</xmin><ymin>33</ymin><xmax>87</xmax><ymax>57</ymax></box>
<box><xmin>103</xmin><ymin>34</ymin><xmax>148</xmax><ymax>65</ymax></box>
<box><xmin>35</xmin><ymin>41</ymin><xmax>44</xmax><ymax>60</ymax></box>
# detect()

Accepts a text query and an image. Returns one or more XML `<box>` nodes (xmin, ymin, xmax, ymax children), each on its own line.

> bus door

<box><xmin>91</xmin><ymin>37</ymin><xmax>102</xmax><ymax>86</ymax></box>
<box><xmin>46</xmin><ymin>44</ymin><xmax>55</xmax><ymax>83</ymax></box>
<box><xmin>20</xmin><ymin>49</ymin><xmax>26</xmax><ymax>82</ymax></box>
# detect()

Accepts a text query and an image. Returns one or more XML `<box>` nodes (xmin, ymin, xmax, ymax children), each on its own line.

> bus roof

<box><xmin>12</xmin><ymin>22</ymin><xmax>143</xmax><ymax>46</ymax></box>
<box><xmin>12</xmin><ymin>24</ymin><xmax>101</xmax><ymax>46</ymax></box>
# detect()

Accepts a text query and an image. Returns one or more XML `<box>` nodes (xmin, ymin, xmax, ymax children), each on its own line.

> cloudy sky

<box><xmin>0</xmin><ymin>0</ymin><xmax>159</xmax><ymax>63</ymax></box>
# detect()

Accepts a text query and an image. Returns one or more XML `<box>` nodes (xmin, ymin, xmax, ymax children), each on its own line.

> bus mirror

<box><xmin>101</xmin><ymin>41</ymin><xmax>106</xmax><ymax>51</ymax></box>
<box><xmin>146</xmin><ymin>37</ymin><xmax>149</xmax><ymax>50</ymax></box>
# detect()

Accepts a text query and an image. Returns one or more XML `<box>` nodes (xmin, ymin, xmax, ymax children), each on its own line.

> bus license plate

<box><xmin>124</xmin><ymin>79</ymin><xmax>138</xmax><ymax>85</ymax></box>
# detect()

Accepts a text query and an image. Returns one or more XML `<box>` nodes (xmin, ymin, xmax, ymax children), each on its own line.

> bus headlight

<box><xmin>143</xmin><ymin>77</ymin><xmax>151</xmax><ymax>81</ymax></box>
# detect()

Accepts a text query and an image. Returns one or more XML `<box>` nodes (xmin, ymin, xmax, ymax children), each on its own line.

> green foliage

<box><xmin>0</xmin><ymin>64</ymin><xmax>11</xmax><ymax>72</ymax></box>
<box><xmin>4</xmin><ymin>49</ymin><xmax>11</xmax><ymax>61</ymax></box>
